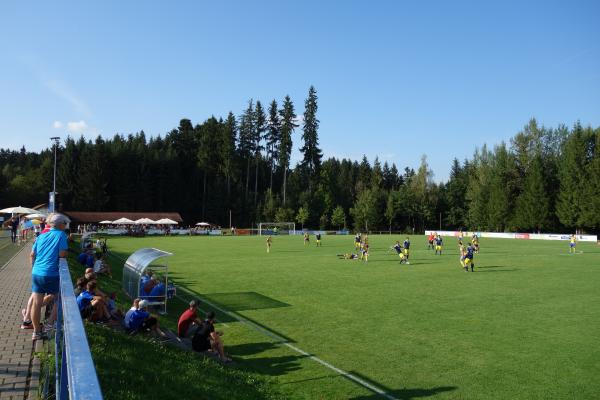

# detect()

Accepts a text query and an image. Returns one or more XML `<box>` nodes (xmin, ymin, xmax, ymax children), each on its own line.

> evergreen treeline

<box><xmin>1</xmin><ymin>86</ymin><xmax>599</xmax><ymax>233</ymax></box>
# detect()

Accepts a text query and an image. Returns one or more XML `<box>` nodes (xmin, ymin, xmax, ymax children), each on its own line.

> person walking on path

<box><xmin>10</xmin><ymin>217</ymin><xmax>19</xmax><ymax>243</ymax></box>
<box><xmin>29</xmin><ymin>213</ymin><xmax>70</xmax><ymax>341</ymax></box>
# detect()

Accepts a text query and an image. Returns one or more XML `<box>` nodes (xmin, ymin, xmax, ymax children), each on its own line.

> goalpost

<box><xmin>258</xmin><ymin>222</ymin><xmax>296</xmax><ymax>236</ymax></box>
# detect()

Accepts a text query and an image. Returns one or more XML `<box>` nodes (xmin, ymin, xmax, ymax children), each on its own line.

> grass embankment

<box><xmin>67</xmin><ymin>241</ymin><xmax>283</xmax><ymax>400</ymax></box>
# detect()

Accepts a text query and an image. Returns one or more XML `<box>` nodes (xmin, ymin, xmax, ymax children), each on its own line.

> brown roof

<box><xmin>63</xmin><ymin>211</ymin><xmax>183</xmax><ymax>223</ymax></box>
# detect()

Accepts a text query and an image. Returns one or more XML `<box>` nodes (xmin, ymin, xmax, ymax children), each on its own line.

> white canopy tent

<box><xmin>155</xmin><ymin>218</ymin><xmax>178</xmax><ymax>225</ymax></box>
<box><xmin>135</xmin><ymin>218</ymin><xmax>157</xmax><ymax>225</ymax></box>
<box><xmin>99</xmin><ymin>220</ymin><xmax>113</xmax><ymax>224</ymax></box>
<box><xmin>196</xmin><ymin>222</ymin><xmax>210</xmax><ymax>226</ymax></box>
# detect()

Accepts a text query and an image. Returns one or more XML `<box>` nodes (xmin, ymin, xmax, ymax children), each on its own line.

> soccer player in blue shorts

<box><xmin>569</xmin><ymin>234</ymin><xmax>577</xmax><ymax>254</ymax></box>
<box><xmin>434</xmin><ymin>235</ymin><xmax>443</xmax><ymax>255</ymax></box>
<box><xmin>463</xmin><ymin>243</ymin><xmax>475</xmax><ymax>272</ymax></box>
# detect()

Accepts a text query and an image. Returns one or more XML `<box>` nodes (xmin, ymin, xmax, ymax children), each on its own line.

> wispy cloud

<box><xmin>44</xmin><ymin>79</ymin><xmax>92</xmax><ymax>117</ymax></box>
<box><xmin>52</xmin><ymin>119</ymin><xmax>99</xmax><ymax>136</ymax></box>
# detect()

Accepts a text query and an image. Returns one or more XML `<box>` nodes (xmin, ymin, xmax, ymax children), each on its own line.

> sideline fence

<box><xmin>55</xmin><ymin>258</ymin><xmax>103</xmax><ymax>400</ymax></box>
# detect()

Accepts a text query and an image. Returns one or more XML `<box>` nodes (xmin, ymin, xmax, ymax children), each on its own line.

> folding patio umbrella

<box><xmin>0</xmin><ymin>206</ymin><xmax>40</xmax><ymax>215</ymax></box>
<box><xmin>24</xmin><ymin>213</ymin><xmax>47</xmax><ymax>219</ymax></box>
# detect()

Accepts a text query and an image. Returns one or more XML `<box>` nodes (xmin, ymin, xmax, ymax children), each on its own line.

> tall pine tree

<box><xmin>300</xmin><ymin>86</ymin><xmax>322</xmax><ymax>193</ymax></box>
<box><xmin>278</xmin><ymin>95</ymin><xmax>297</xmax><ymax>205</ymax></box>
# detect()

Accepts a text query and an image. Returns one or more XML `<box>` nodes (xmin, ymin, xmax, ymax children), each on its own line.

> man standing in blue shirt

<box><xmin>29</xmin><ymin>213</ymin><xmax>69</xmax><ymax>341</ymax></box>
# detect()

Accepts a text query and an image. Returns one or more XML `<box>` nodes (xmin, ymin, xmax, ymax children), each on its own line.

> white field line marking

<box><xmin>176</xmin><ymin>285</ymin><xmax>398</xmax><ymax>400</ymax></box>
<box><xmin>0</xmin><ymin>241</ymin><xmax>29</xmax><ymax>273</ymax></box>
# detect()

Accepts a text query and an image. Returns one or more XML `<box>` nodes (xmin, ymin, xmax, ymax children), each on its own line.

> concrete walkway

<box><xmin>0</xmin><ymin>243</ymin><xmax>40</xmax><ymax>399</ymax></box>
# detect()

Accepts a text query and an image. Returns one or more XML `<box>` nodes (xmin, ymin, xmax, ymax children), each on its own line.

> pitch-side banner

<box><xmin>424</xmin><ymin>230</ymin><xmax>597</xmax><ymax>242</ymax></box>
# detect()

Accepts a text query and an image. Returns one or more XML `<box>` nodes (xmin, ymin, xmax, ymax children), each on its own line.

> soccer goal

<box><xmin>258</xmin><ymin>222</ymin><xmax>296</xmax><ymax>236</ymax></box>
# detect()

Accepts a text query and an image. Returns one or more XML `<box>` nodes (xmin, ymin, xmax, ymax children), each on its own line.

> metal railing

<box><xmin>55</xmin><ymin>258</ymin><xmax>103</xmax><ymax>400</ymax></box>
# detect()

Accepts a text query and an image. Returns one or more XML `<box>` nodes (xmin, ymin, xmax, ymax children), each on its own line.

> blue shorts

<box><xmin>570</xmin><ymin>243</ymin><xmax>575</xmax><ymax>247</ymax></box>
<box><xmin>32</xmin><ymin>275</ymin><xmax>60</xmax><ymax>294</ymax></box>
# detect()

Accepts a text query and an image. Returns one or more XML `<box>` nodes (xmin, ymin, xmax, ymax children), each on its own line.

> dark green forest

<box><xmin>1</xmin><ymin>86</ymin><xmax>599</xmax><ymax>233</ymax></box>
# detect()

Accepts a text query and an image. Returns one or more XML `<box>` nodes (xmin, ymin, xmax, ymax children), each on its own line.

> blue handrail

<box><xmin>56</xmin><ymin>258</ymin><xmax>103</xmax><ymax>400</ymax></box>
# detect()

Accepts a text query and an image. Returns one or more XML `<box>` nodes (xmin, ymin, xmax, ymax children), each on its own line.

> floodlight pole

<box><xmin>50</xmin><ymin>137</ymin><xmax>60</xmax><ymax>212</ymax></box>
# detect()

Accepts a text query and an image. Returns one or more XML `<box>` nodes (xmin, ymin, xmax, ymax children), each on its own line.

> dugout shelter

<box><xmin>122</xmin><ymin>248</ymin><xmax>173</xmax><ymax>314</ymax></box>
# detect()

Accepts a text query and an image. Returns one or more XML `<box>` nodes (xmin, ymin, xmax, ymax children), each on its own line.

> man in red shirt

<box><xmin>177</xmin><ymin>300</ymin><xmax>203</xmax><ymax>338</ymax></box>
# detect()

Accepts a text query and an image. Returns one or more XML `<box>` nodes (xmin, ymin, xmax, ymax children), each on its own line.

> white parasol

<box><xmin>112</xmin><ymin>217</ymin><xmax>135</xmax><ymax>224</ymax></box>
<box><xmin>0</xmin><ymin>206</ymin><xmax>40</xmax><ymax>215</ymax></box>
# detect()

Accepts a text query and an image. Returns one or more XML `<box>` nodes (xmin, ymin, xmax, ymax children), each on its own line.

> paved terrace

<box><xmin>0</xmin><ymin>243</ymin><xmax>40</xmax><ymax>399</ymax></box>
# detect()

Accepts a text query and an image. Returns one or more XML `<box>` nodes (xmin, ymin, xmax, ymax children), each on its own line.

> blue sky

<box><xmin>1</xmin><ymin>0</ymin><xmax>599</xmax><ymax>181</ymax></box>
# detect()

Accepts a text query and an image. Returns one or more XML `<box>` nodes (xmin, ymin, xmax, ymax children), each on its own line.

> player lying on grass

<box><xmin>337</xmin><ymin>253</ymin><xmax>359</xmax><ymax>260</ymax></box>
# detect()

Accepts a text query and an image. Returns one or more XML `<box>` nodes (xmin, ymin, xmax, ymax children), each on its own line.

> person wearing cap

<box><xmin>124</xmin><ymin>299</ymin><xmax>167</xmax><ymax>339</ymax></box>
<box><xmin>192</xmin><ymin>311</ymin><xmax>231</xmax><ymax>362</ymax></box>
<box><xmin>177</xmin><ymin>300</ymin><xmax>203</xmax><ymax>338</ymax></box>
<box><xmin>28</xmin><ymin>213</ymin><xmax>70</xmax><ymax>341</ymax></box>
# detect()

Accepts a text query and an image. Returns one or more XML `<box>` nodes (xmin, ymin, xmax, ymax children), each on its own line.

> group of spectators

<box><xmin>177</xmin><ymin>300</ymin><xmax>231</xmax><ymax>363</ymax></box>
<box><xmin>20</xmin><ymin>212</ymin><xmax>231</xmax><ymax>364</ymax></box>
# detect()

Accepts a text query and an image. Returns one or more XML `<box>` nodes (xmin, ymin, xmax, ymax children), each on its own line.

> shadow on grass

<box><xmin>203</xmin><ymin>291</ymin><xmax>291</xmax><ymax>311</ymax></box>
<box><xmin>176</xmin><ymin>284</ymin><xmax>297</xmax><ymax>343</ymax></box>
<box><xmin>476</xmin><ymin>268</ymin><xmax>518</xmax><ymax>272</ymax></box>
<box><xmin>346</xmin><ymin>371</ymin><xmax>457</xmax><ymax>399</ymax></box>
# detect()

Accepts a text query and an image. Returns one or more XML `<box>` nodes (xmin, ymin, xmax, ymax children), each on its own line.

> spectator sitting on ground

<box><xmin>106</xmin><ymin>292</ymin><xmax>124</xmax><ymax>319</ymax></box>
<box><xmin>177</xmin><ymin>300</ymin><xmax>203</xmax><ymax>338</ymax></box>
<box><xmin>192</xmin><ymin>311</ymin><xmax>231</xmax><ymax>363</ymax></box>
<box><xmin>93</xmin><ymin>253</ymin><xmax>113</xmax><ymax>277</ymax></box>
<box><xmin>85</xmin><ymin>268</ymin><xmax>97</xmax><ymax>281</ymax></box>
<box><xmin>73</xmin><ymin>277</ymin><xmax>88</xmax><ymax>296</ymax></box>
<box><xmin>123</xmin><ymin>298</ymin><xmax>140</xmax><ymax>326</ymax></box>
<box><xmin>124</xmin><ymin>300</ymin><xmax>168</xmax><ymax>340</ymax></box>
<box><xmin>76</xmin><ymin>281</ymin><xmax>111</xmax><ymax>322</ymax></box>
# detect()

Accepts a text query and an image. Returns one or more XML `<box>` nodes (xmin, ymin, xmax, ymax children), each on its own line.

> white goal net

<box><xmin>258</xmin><ymin>222</ymin><xmax>296</xmax><ymax>236</ymax></box>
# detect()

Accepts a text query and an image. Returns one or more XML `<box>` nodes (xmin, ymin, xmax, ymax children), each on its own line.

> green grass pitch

<box><xmin>101</xmin><ymin>234</ymin><xmax>600</xmax><ymax>399</ymax></box>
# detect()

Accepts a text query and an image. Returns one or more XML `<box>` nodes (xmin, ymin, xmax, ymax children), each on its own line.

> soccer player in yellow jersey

<box><xmin>266</xmin><ymin>235</ymin><xmax>272</xmax><ymax>253</ymax></box>
<box><xmin>459</xmin><ymin>243</ymin><xmax>466</xmax><ymax>267</ymax></box>
<box><xmin>569</xmin><ymin>234</ymin><xmax>577</xmax><ymax>253</ymax></box>
<box><xmin>303</xmin><ymin>232</ymin><xmax>309</xmax><ymax>246</ymax></box>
